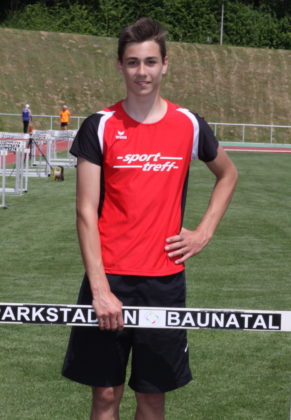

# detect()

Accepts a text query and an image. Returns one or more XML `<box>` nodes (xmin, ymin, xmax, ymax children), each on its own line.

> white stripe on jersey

<box><xmin>97</xmin><ymin>110</ymin><xmax>116</xmax><ymax>153</ymax></box>
<box><xmin>177</xmin><ymin>108</ymin><xmax>200</xmax><ymax>160</ymax></box>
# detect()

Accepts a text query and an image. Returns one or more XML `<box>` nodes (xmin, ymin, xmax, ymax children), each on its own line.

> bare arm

<box><xmin>76</xmin><ymin>157</ymin><xmax>123</xmax><ymax>330</ymax></box>
<box><xmin>165</xmin><ymin>146</ymin><xmax>239</xmax><ymax>263</ymax></box>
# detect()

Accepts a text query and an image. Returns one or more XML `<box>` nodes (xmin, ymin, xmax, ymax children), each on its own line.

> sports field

<box><xmin>0</xmin><ymin>150</ymin><xmax>291</xmax><ymax>419</ymax></box>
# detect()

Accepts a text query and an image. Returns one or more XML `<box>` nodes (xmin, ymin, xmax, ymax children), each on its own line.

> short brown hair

<box><xmin>118</xmin><ymin>17</ymin><xmax>167</xmax><ymax>63</ymax></box>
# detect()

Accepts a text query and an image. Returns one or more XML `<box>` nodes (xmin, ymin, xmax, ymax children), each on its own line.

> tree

<box><xmin>0</xmin><ymin>0</ymin><xmax>290</xmax><ymax>49</ymax></box>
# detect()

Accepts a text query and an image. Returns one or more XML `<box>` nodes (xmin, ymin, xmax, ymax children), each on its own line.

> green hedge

<box><xmin>1</xmin><ymin>0</ymin><xmax>290</xmax><ymax>49</ymax></box>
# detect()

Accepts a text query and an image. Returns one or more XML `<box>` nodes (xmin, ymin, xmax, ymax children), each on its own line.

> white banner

<box><xmin>0</xmin><ymin>140</ymin><xmax>26</xmax><ymax>151</ymax></box>
<box><xmin>32</xmin><ymin>130</ymin><xmax>76</xmax><ymax>141</ymax></box>
<box><xmin>0</xmin><ymin>303</ymin><xmax>289</xmax><ymax>332</ymax></box>
<box><xmin>0</xmin><ymin>132</ymin><xmax>29</xmax><ymax>141</ymax></box>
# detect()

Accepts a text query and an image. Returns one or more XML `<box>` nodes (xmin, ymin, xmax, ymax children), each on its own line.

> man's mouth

<box><xmin>136</xmin><ymin>80</ymin><xmax>150</xmax><ymax>86</ymax></box>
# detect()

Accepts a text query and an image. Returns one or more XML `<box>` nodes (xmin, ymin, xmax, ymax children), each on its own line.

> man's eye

<box><xmin>127</xmin><ymin>61</ymin><xmax>137</xmax><ymax>66</ymax></box>
<box><xmin>147</xmin><ymin>60</ymin><xmax>157</xmax><ymax>66</ymax></box>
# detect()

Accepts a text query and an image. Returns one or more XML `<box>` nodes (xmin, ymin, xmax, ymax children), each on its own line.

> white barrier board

<box><xmin>0</xmin><ymin>140</ymin><xmax>26</xmax><ymax>152</ymax></box>
<box><xmin>0</xmin><ymin>303</ymin><xmax>290</xmax><ymax>332</ymax></box>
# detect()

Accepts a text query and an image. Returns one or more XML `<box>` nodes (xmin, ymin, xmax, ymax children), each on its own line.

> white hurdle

<box><xmin>27</xmin><ymin>131</ymin><xmax>51</xmax><ymax>177</ymax></box>
<box><xmin>32</xmin><ymin>130</ymin><xmax>77</xmax><ymax>170</ymax></box>
<box><xmin>0</xmin><ymin>133</ymin><xmax>31</xmax><ymax>197</ymax></box>
<box><xmin>0</xmin><ymin>129</ymin><xmax>77</xmax><ymax>203</ymax></box>
<box><xmin>47</xmin><ymin>129</ymin><xmax>77</xmax><ymax>167</ymax></box>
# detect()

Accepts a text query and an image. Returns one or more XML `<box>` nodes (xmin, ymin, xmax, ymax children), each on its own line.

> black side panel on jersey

<box><xmin>69</xmin><ymin>113</ymin><xmax>105</xmax><ymax>217</ymax></box>
<box><xmin>179</xmin><ymin>112</ymin><xmax>218</xmax><ymax>229</ymax></box>
<box><xmin>70</xmin><ymin>113</ymin><xmax>103</xmax><ymax>166</ymax></box>
<box><xmin>180</xmin><ymin>168</ymin><xmax>190</xmax><ymax>228</ymax></box>
<box><xmin>194</xmin><ymin>113</ymin><xmax>219</xmax><ymax>162</ymax></box>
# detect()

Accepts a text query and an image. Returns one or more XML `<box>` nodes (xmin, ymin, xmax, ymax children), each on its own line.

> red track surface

<box><xmin>2</xmin><ymin>140</ymin><xmax>68</xmax><ymax>164</ymax></box>
<box><xmin>2</xmin><ymin>141</ymin><xmax>291</xmax><ymax>165</ymax></box>
<box><xmin>223</xmin><ymin>145</ymin><xmax>291</xmax><ymax>154</ymax></box>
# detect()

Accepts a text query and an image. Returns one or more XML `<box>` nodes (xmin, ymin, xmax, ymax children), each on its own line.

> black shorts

<box><xmin>62</xmin><ymin>272</ymin><xmax>192</xmax><ymax>393</ymax></box>
<box><xmin>60</xmin><ymin>122</ymin><xmax>68</xmax><ymax>127</ymax></box>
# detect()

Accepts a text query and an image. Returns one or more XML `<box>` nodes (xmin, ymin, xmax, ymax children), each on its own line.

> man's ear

<box><xmin>117</xmin><ymin>60</ymin><xmax>123</xmax><ymax>74</ymax></box>
<box><xmin>162</xmin><ymin>56</ymin><xmax>168</xmax><ymax>74</ymax></box>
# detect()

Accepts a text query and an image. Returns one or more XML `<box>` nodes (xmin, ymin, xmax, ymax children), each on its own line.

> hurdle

<box><xmin>32</xmin><ymin>130</ymin><xmax>77</xmax><ymax>170</ymax></box>
<box><xmin>27</xmin><ymin>131</ymin><xmax>51</xmax><ymax>177</ymax></box>
<box><xmin>46</xmin><ymin>129</ymin><xmax>77</xmax><ymax>168</ymax></box>
<box><xmin>0</xmin><ymin>133</ymin><xmax>31</xmax><ymax>196</ymax></box>
<box><xmin>0</xmin><ymin>303</ymin><xmax>290</xmax><ymax>332</ymax></box>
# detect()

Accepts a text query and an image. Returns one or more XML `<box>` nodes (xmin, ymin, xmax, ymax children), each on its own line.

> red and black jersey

<box><xmin>70</xmin><ymin>100</ymin><xmax>218</xmax><ymax>276</ymax></box>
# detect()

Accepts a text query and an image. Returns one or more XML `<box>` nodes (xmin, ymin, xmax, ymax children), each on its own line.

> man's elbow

<box><xmin>76</xmin><ymin>204</ymin><xmax>98</xmax><ymax>225</ymax></box>
<box><xmin>231</xmin><ymin>164</ymin><xmax>239</xmax><ymax>187</ymax></box>
<box><xmin>219</xmin><ymin>162</ymin><xmax>239</xmax><ymax>192</ymax></box>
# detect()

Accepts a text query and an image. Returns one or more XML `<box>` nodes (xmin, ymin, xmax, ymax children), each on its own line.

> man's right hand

<box><xmin>92</xmin><ymin>292</ymin><xmax>124</xmax><ymax>331</ymax></box>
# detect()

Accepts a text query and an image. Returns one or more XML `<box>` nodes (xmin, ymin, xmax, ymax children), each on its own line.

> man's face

<box><xmin>118</xmin><ymin>40</ymin><xmax>168</xmax><ymax>98</ymax></box>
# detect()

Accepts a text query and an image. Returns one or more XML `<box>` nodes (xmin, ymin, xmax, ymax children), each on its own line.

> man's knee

<box><xmin>135</xmin><ymin>392</ymin><xmax>165</xmax><ymax>416</ymax></box>
<box><xmin>92</xmin><ymin>386</ymin><xmax>123</xmax><ymax>411</ymax></box>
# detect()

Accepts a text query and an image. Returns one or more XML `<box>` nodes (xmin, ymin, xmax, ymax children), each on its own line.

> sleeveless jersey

<box><xmin>70</xmin><ymin>100</ymin><xmax>218</xmax><ymax>276</ymax></box>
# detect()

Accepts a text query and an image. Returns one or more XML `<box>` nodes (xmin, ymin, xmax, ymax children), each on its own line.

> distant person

<box><xmin>22</xmin><ymin>104</ymin><xmax>32</xmax><ymax>133</ymax></box>
<box><xmin>60</xmin><ymin>105</ymin><xmax>71</xmax><ymax>130</ymax></box>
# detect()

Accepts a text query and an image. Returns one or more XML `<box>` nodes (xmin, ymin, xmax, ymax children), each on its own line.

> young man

<box><xmin>62</xmin><ymin>17</ymin><xmax>238</xmax><ymax>420</ymax></box>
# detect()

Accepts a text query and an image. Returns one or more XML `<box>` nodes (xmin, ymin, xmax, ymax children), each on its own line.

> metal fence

<box><xmin>209</xmin><ymin>122</ymin><xmax>291</xmax><ymax>144</ymax></box>
<box><xmin>0</xmin><ymin>113</ymin><xmax>290</xmax><ymax>144</ymax></box>
<box><xmin>0</xmin><ymin>113</ymin><xmax>86</xmax><ymax>132</ymax></box>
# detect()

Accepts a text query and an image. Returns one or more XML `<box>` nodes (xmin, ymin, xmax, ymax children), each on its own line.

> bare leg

<box><xmin>134</xmin><ymin>392</ymin><xmax>165</xmax><ymax>420</ymax></box>
<box><xmin>90</xmin><ymin>385</ymin><xmax>124</xmax><ymax>420</ymax></box>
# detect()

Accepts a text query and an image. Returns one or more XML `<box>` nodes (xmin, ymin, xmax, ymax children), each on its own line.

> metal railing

<box><xmin>209</xmin><ymin>122</ymin><xmax>291</xmax><ymax>144</ymax></box>
<box><xmin>0</xmin><ymin>113</ymin><xmax>86</xmax><ymax>131</ymax></box>
<box><xmin>0</xmin><ymin>113</ymin><xmax>290</xmax><ymax>143</ymax></box>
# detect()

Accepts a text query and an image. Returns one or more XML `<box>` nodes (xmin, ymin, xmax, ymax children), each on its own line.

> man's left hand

<box><xmin>165</xmin><ymin>227</ymin><xmax>210</xmax><ymax>264</ymax></box>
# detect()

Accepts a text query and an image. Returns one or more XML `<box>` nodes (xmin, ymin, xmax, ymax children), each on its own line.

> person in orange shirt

<box><xmin>59</xmin><ymin>105</ymin><xmax>71</xmax><ymax>130</ymax></box>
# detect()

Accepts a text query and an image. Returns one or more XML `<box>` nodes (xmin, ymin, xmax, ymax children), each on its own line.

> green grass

<box><xmin>1</xmin><ymin>152</ymin><xmax>291</xmax><ymax>419</ymax></box>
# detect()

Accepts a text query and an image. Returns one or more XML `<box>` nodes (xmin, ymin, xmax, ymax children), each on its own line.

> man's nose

<box><xmin>136</xmin><ymin>62</ymin><xmax>146</xmax><ymax>75</ymax></box>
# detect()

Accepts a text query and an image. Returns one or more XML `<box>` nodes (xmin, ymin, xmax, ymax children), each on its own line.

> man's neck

<box><xmin>122</xmin><ymin>94</ymin><xmax>167</xmax><ymax>124</ymax></box>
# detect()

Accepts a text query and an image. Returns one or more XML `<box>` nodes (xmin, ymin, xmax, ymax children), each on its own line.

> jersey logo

<box><xmin>114</xmin><ymin>153</ymin><xmax>183</xmax><ymax>172</ymax></box>
<box><xmin>115</xmin><ymin>130</ymin><xmax>127</xmax><ymax>140</ymax></box>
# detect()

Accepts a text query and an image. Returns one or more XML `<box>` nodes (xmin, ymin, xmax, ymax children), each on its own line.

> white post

<box><xmin>15</xmin><ymin>149</ymin><xmax>20</xmax><ymax>194</ymax></box>
<box><xmin>24</xmin><ymin>149</ymin><xmax>30</xmax><ymax>192</ymax></box>
<box><xmin>242</xmin><ymin>125</ymin><xmax>245</xmax><ymax>142</ymax></box>
<box><xmin>0</xmin><ymin>150</ymin><xmax>8</xmax><ymax>209</ymax></box>
<box><xmin>220</xmin><ymin>2</ymin><xmax>224</xmax><ymax>46</ymax></box>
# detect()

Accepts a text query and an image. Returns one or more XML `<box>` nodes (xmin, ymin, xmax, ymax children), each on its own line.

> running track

<box><xmin>2</xmin><ymin>140</ymin><xmax>291</xmax><ymax>166</ymax></box>
<box><xmin>221</xmin><ymin>142</ymin><xmax>291</xmax><ymax>154</ymax></box>
<box><xmin>1</xmin><ymin>139</ymin><xmax>68</xmax><ymax>165</ymax></box>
